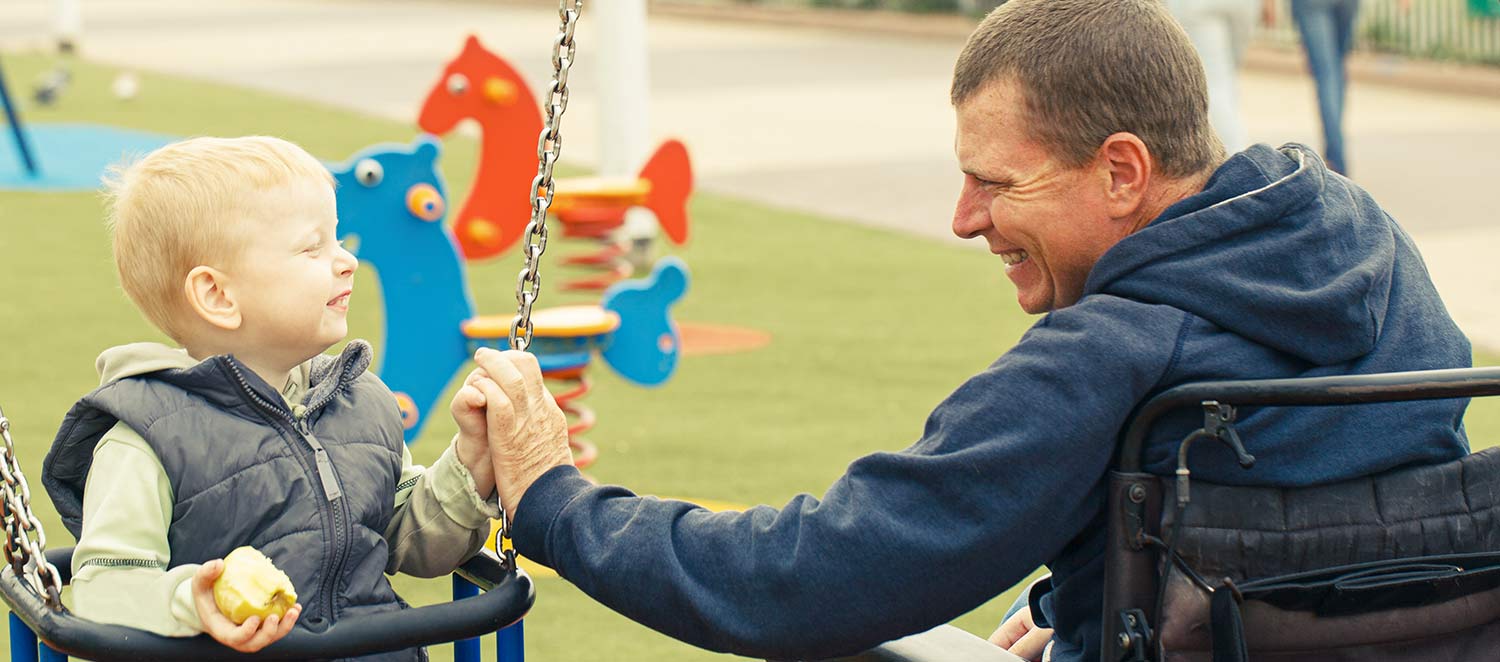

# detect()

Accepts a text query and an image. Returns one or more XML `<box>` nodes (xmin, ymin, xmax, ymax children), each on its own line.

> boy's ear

<box><xmin>184</xmin><ymin>266</ymin><xmax>242</xmax><ymax>331</ymax></box>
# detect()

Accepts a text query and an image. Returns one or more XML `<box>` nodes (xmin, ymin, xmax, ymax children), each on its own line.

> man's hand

<box><xmin>1260</xmin><ymin>0</ymin><xmax>1276</xmax><ymax>27</ymax></box>
<box><xmin>191</xmin><ymin>560</ymin><xmax>301</xmax><ymax>653</ymax></box>
<box><xmin>451</xmin><ymin>365</ymin><xmax>497</xmax><ymax>499</ymax></box>
<box><xmin>989</xmin><ymin>606</ymin><xmax>1052</xmax><ymax>661</ymax></box>
<box><xmin>472</xmin><ymin>347</ymin><xmax>573</xmax><ymax>522</ymax></box>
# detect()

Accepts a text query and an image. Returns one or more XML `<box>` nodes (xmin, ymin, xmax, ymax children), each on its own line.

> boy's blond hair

<box><xmin>104</xmin><ymin>136</ymin><xmax>334</xmax><ymax>342</ymax></box>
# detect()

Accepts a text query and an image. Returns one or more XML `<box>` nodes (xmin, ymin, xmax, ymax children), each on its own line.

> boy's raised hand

<box><xmin>451</xmin><ymin>363</ymin><xmax>497</xmax><ymax>499</ymax></box>
<box><xmin>191</xmin><ymin>560</ymin><xmax>301</xmax><ymax>653</ymax></box>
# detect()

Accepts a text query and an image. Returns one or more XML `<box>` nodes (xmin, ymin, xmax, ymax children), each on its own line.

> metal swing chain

<box><xmin>498</xmin><ymin>0</ymin><xmax>583</xmax><ymax>571</ymax></box>
<box><xmin>0</xmin><ymin>407</ymin><xmax>64</xmax><ymax>610</ymax></box>
<box><xmin>509</xmin><ymin>0</ymin><xmax>583</xmax><ymax>354</ymax></box>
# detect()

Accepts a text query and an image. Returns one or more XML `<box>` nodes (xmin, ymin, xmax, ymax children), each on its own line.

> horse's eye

<box><xmin>446</xmin><ymin>73</ymin><xmax>470</xmax><ymax>96</ymax></box>
<box><xmin>355</xmin><ymin>159</ymin><xmax>383</xmax><ymax>188</ymax></box>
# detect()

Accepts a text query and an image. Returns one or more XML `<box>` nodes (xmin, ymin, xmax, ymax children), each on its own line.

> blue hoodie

<box><xmin>511</xmin><ymin>145</ymin><xmax>1472</xmax><ymax>661</ymax></box>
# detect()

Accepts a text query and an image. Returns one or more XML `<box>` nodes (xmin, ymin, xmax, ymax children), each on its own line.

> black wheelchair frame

<box><xmin>841</xmin><ymin>366</ymin><xmax>1500</xmax><ymax>662</ymax></box>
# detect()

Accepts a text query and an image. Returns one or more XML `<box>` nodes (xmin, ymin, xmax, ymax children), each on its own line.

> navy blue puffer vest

<box><xmin>44</xmin><ymin>341</ymin><xmax>420</xmax><ymax>661</ymax></box>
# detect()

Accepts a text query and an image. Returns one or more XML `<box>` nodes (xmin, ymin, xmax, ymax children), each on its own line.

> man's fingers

<box><xmin>1008</xmin><ymin>626</ymin><xmax>1052</xmax><ymax>661</ymax></box>
<box><xmin>506</xmin><ymin>350</ymin><xmax>549</xmax><ymax>406</ymax></box>
<box><xmin>988</xmin><ymin>606</ymin><xmax>1032</xmax><ymax>648</ymax></box>
<box><xmin>474</xmin><ymin>376</ymin><xmax>516</xmax><ymax>437</ymax></box>
<box><xmin>475</xmin><ymin>349</ymin><xmax>529</xmax><ymax>404</ymax></box>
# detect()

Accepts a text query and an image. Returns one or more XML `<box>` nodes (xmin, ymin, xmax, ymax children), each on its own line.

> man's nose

<box><xmin>952</xmin><ymin>178</ymin><xmax>990</xmax><ymax>240</ymax></box>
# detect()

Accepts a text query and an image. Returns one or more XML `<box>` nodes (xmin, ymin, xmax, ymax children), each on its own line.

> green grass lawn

<box><xmin>1</xmin><ymin>52</ymin><xmax>1497</xmax><ymax>661</ymax></box>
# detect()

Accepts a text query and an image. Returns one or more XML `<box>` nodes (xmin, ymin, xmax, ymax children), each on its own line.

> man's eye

<box><xmin>970</xmin><ymin>174</ymin><xmax>1004</xmax><ymax>190</ymax></box>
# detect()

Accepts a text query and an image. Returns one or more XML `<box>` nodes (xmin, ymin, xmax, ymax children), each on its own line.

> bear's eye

<box><xmin>355</xmin><ymin>159</ymin><xmax>383</xmax><ymax>187</ymax></box>
<box><xmin>447</xmin><ymin>73</ymin><xmax>470</xmax><ymax>96</ymax></box>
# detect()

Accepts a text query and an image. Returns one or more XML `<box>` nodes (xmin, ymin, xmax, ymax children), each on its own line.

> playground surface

<box><xmin>2</xmin><ymin>3</ymin><xmax>1500</xmax><ymax>660</ymax></box>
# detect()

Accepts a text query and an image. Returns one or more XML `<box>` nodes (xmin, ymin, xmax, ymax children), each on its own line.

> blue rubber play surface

<box><xmin>0</xmin><ymin>123</ymin><xmax>175</xmax><ymax>191</ymax></box>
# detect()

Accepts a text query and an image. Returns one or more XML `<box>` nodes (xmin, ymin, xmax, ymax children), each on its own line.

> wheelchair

<box><xmin>840</xmin><ymin>366</ymin><xmax>1500</xmax><ymax>662</ymax></box>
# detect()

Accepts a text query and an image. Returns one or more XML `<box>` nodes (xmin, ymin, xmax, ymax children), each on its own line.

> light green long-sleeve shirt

<box><xmin>69</xmin><ymin>347</ymin><xmax>498</xmax><ymax>637</ymax></box>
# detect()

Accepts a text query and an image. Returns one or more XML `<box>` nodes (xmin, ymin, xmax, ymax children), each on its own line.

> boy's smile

<box><xmin>327</xmin><ymin>290</ymin><xmax>352</xmax><ymax>313</ymax></box>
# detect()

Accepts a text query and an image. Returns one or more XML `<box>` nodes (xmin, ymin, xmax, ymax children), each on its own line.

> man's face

<box><xmin>952</xmin><ymin>79</ymin><xmax>1125</xmax><ymax>314</ymax></box>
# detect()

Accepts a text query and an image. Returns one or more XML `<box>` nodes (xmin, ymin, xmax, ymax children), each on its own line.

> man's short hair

<box><xmin>951</xmin><ymin>0</ymin><xmax>1223</xmax><ymax>178</ymax></box>
<box><xmin>103</xmin><ymin>136</ymin><xmax>334</xmax><ymax>342</ymax></box>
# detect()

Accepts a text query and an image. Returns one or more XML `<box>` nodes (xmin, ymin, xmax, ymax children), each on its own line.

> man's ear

<box><xmin>1097</xmin><ymin>132</ymin><xmax>1152</xmax><ymax>219</ymax></box>
<box><xmin>184</xmin><ymin>266</ymin><xmax>242</xmax><ymax>331</ymax></box>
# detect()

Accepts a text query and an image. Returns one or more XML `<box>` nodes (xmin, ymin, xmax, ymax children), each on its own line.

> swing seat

<box><xmin>831</xmin><ymin>367</ymin><xmax>1500</xmax><ymax>662</ymax></box>
<box><xmin>3</xmin><ymin>546</ymin><xmax>532</xmax><ymax>661</ymax></box>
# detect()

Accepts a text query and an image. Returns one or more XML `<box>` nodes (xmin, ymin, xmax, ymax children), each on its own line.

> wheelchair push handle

<box><xmin>5</xmin><ymin>547</ymin><xmax>534</xmax><ymax>661</ymax></box>
<box><xmin>1119</xmin><ymin>366</ymin><xmax>1500</xmax><ymax>473</ymax></box>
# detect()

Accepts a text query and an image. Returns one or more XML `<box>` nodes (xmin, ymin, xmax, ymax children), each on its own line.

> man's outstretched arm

<box><xmin>475</xmin><ymin>300</ymin><xmax>1188</xmax><ymax>660</ymax></box>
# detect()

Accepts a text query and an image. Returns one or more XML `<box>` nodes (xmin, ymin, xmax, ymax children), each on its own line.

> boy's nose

<box><xmin>335</xmin><ymin>247</ymin><xmax>358</xmax><ymax>277</ymax></box>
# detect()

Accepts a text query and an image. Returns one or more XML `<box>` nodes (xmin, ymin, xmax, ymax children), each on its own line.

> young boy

<box><xmin>41</xmin><ymin>136</ymin><xmax>500</xmax><ymax>659</ymax></box>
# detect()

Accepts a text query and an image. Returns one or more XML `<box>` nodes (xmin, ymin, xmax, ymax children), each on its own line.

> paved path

<box><xmin>5</xmin><ymin>0</ymin><xmax>1497</xmax><ymax>351</ymax></box>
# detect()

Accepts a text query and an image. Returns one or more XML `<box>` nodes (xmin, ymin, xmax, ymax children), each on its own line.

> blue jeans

<box><xmin>1290</xmin><ymin>0</ymin><xmax>1360</xmax><ymax>174</ymax></box>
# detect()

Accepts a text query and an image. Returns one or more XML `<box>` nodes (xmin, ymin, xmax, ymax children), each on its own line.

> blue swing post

<box><xmin>0</xmin><ymin>55</ymin><xmax>39</xmax><ymax>177</ymax></box>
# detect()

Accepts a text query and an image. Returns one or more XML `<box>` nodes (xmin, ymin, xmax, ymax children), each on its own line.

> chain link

<box><xmin>0</xmin><ymin>407</ymin><xmax>64</xmax><ymax>610</ymax></box>
<box><xmin>510</xmin><ymin>0</ymin><xmax>582</xmax><ymax>355</ymax></box>
<box><xmin>501</xmin><ymin>0</ymin><xmax>583</xmax><ymax>570</ymax></box>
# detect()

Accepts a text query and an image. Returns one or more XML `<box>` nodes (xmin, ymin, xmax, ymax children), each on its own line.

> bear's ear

<box><xmin>414</xmin><ymin>137</ymin><xmax>440</xmax><ymax>162</ymax></box>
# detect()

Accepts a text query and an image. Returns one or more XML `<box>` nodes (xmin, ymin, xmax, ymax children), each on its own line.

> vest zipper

<box><xmin>294</xmin><ymin>410</ymin><xmax>343</xmax><ymax>501</ymax></box>
<box><xmin>295</xmin><ymin>408</ymin><xmax>352</xmax><ymax>628</ymax></box>
<box><xmin>223</xmin><ymin>358</ymin><xmax>353</xmax><ymax>627</ymax></box>
<box><xmin>223</xmin><ymin>360</ymin><xmax>343</xmax><ymax>501</ymax></box>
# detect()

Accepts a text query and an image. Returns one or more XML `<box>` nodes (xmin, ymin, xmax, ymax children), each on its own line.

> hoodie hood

<box><xmin>92</xmin><ymin>341</ymin><xmax>370</xmax><ymax>412</ymax></box>
<box><xmin>1085</xmin><ymin>144</ymin><xmax>1394</xmax><ymax>365</ymax></box>
<box><xmin>95</xmin><ymin>343</ymin><xmax>198</xmax><ymax>384</ymax></box>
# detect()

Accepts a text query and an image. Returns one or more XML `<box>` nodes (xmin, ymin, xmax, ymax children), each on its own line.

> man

<box><xmin>472</xmin><ymin>1</ymin><xmax>1472</xmax><ymax>660</ymax></box>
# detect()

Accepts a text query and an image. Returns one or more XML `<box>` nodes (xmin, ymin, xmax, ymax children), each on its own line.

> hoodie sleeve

<box><xmin>70</xmin><ymin>422</ymin><xmax>205</xmax><ymax>637</ymax></box>
<box><xmin>511</xmin><ymin>297</ymin><xmax>1189</xmax><ymax>660</ymax></box>
<box><xmin>384</xmin><ymin>439</ymin><xmax>499</xmax><ymax>577</ymax></box>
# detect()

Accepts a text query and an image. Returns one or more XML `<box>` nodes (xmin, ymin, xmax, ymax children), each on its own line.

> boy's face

<box><xmin>227</xmin><ymin>178</ymin><xmax>357</xmax><ymax>368</ymax></box>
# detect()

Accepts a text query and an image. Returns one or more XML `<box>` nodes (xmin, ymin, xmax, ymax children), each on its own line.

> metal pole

<box><xmin>452</xmin><ymin>575</ymin><xmax>481</xmax><ymax>662</ymax></box>
<box><xmin>497</xmin><ymin>619</ymin><xmax>525</xmax><ymax>662</ymax></box>
<box><xmin>0</xmin><ymin>56</ymin><xmax>40</xmax><ymax>177</ymax></box>
<box><xmin>595</xmin><ymin>0</ymin><xmax>657</xmax><ymax>247</ymax></box>
<box><xmin>38</xmin><ymin>642</ymin><xmax>67</xmax><ymax>662</ymax></box>
<box><xmin>9</xmin><ymin>613</ymin><xmax>39</xmax><ymax>662</ymax></box>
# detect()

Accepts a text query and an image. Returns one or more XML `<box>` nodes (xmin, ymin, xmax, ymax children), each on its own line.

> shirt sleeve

<box><xmin>69</xmin><ymin>423</ymin><xmax>204</xmax><ymax>637</ymax></box>
<box><xmin>510</xmin><ymin>297</ymin><xmax>1189</xmax><ymax>659</ymax></box>
<box><xmin>385</xmin><ymin>437</ymin><xmax>500</xmax><ymax>577</ymax></box>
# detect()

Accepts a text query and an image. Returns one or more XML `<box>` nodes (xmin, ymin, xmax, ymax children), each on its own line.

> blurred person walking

<box><xmin>1169</xmin><ymin>0</ymin><xmax>1258</xmax><ymax>152</ymax></box>
<box><xmin>1270</xmin><ymin>0</ymin><xmax>1407</xmax><ymax>175</ymax></box>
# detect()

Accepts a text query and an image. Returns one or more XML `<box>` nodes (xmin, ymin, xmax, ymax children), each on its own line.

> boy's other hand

<box><xmin>191</xmin><ymin>560</ymin><xmax>301</xmax><ymax>653</ymax></box>
<box><xmin>451</xmin><ymin>365</ymin><xmax>497</xmax><ymax>499</ymax></box>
